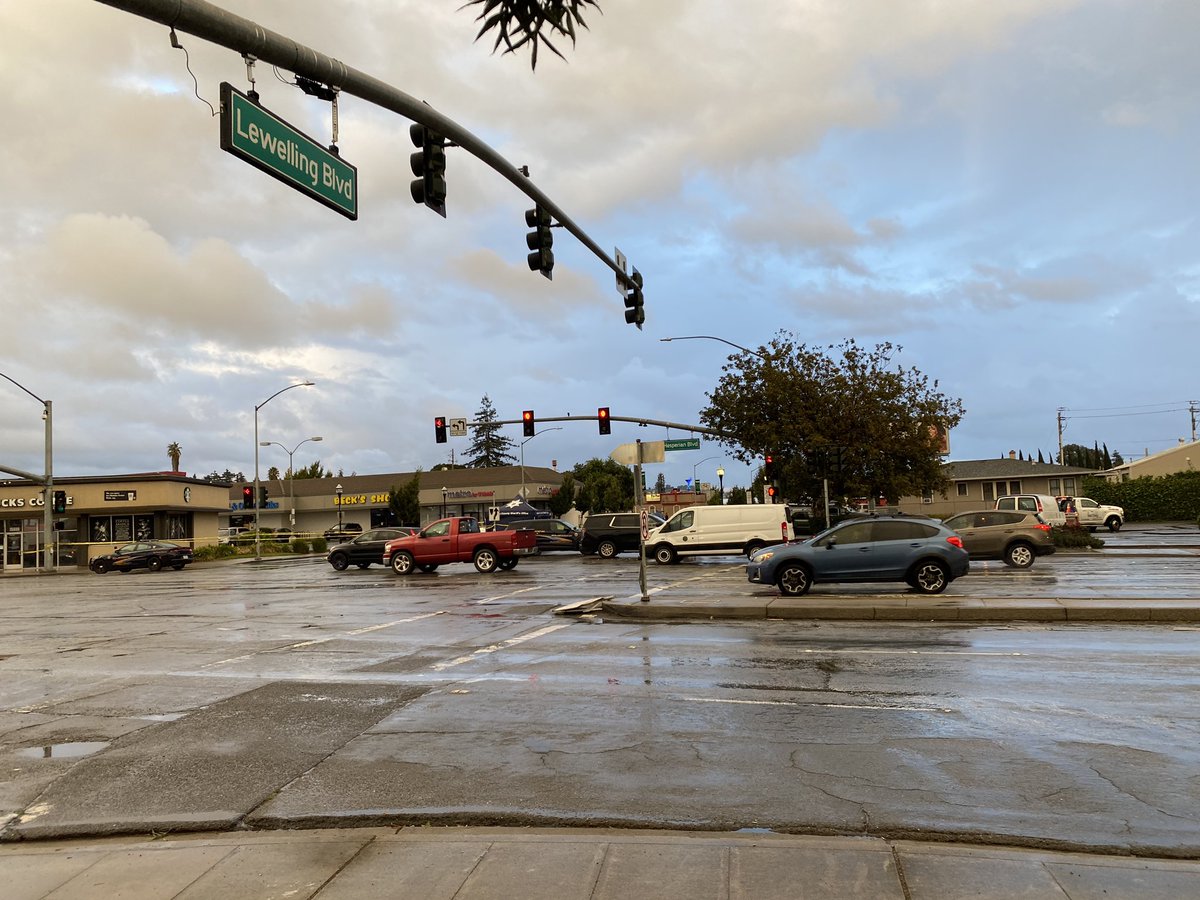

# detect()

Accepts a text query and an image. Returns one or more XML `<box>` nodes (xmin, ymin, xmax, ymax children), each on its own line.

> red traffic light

<box><xmin>597</xmin><ymin>407</ymin><xmax>611</xmax><ymax>435</ymax></box>
<box><xmin>434</xmin><ymin>416</ymin><xmax>447</xmax><ymax>443</ymax></box>
<box><xmin>522</xmin><ymin>409</ymin><xmax>535</xmax><ymax>437</ymax></box>
<box><xmin>242</xmin><ymin>485</ymin><xmax>254</xmax><ymax>509</ymax></box>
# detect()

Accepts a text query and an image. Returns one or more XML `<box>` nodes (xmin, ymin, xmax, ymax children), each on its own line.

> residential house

<box><xmin>1103</xmin><ymin>439</ymin><xmax>1200</xmax><ymax>481</ymax></box>
<box><xmin>895</xmin><ymin>453</ymin><xmax>1097</xmax><ymax>518</ymax></box>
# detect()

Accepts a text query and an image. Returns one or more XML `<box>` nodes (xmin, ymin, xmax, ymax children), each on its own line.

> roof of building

<box><xmin>943</xmin><ymin>458</ymin><xmax>1097</xmax><ymax>481</ymax></box>
<box><xmin>239</xmin><ymin>465</ymin><xmax>563</xmax><ymax>497</ymax></box>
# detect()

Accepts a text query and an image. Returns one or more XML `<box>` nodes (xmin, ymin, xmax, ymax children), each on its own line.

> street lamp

<box><xmin>520</xmin><ymin>427</ymin><xmax>562</xmax><ymax>500</ymax></box>
<box><xmin>659</xmin><ymin>335</ymin><xmax>770</xmax><ymax>360</ymax></box>
<box><xmin>254</xmin><ymin>380</ymin><xmax>315</xmax><ymax>560</ymax></box>
<box><xmin>441</xmin><ymin>486</ymin><xmax>447</xmax><ymax>518</ymax></box>
<box><xmin>692</xmin><ymin>455</ymin><xmax>719</xmax><ymax>494</ymax></box>
<box><xmin>259</xmin><ymin>436</ymin><xmax>323</xmax><ymax>527</ymax></box>
<box><xmin>717</xmin><ymin>467</ymin><xmax>725</xmax><ymax>505</ymax></box>
<box><xmin>0</xmin><ymin>371</ymin><xmax>53</xmax><ymax>571</ymax></box>
<box><xmin>335</xmin><ymin>483</ymin><xmax>344</xmax><ymax>533</ymax></box>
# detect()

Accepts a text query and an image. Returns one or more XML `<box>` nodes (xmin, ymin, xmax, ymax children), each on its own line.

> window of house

<box><xmin>957</xmin><ymin>483</ymin><xmax>968</xmax><ymax>497</ymax></box>
<box><xmin>1049</xmin><ymin>478</ymin><xmax>1060</xmax><ymax>495</ymax></box>
<box><xmin>1008</xmin><ymin>481</ymin><xmax>1022</xmax><ymax>494</ymax></box>
<box><xmin>1063</xmin><ymin>478</ymin><xmax>1076</xmax><ymax>494</ymax></box>
<box><xmin>983</xmin><ymin>482</ymin><xmax>994</xmax><ymax>502</ymax></box>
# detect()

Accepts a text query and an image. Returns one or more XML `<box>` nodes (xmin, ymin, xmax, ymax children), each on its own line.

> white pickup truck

<box><xmin>1060</xmin><ymin>497</ymin><xmax>1124</xmax><ymax>532</ymax></box>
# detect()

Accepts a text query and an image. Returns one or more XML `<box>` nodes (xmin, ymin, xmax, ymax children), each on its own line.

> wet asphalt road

<box><xmin>1</xmin><ymin>536</ymin><xmax>1198</xmax><ymax>856</ymax></box>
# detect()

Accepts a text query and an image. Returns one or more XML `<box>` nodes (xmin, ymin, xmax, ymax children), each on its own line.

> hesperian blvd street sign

<box><xmin>220</xmin><ymin>83</ymin><xmax>358</xmax><ymax>220</ymax></box>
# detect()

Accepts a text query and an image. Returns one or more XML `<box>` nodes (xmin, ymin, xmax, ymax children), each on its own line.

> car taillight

<box><xmin>1036</xmin><ymin>523</ymin><xmax>1052</xmax><ymax>532</ymax></box>
<box><xmin>946</xmin><ymin>535</ymin><xmax>963</xmax><ymax>548</ymax></box>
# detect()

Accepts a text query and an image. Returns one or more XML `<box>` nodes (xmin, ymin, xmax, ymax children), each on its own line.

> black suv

<box><xmin>579</xmin><ymin>511</ymin><xmax>665</xmax><ymax>558</ymax></box>
<box><xmin>493</xmin><ymin>518</ymin><xmax>581</xmax><ymax>552</ymax></box>
<box><xmin>326</xmin><ymin>527</ymin><xmax>418</xmax><ymax>570</ymax></box>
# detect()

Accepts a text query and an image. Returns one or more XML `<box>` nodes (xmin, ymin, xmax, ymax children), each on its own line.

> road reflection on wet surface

<box><xmin>2</xmin><ymin>537</ymin><xmax>1198</xmax><ymax>853</ymax></box>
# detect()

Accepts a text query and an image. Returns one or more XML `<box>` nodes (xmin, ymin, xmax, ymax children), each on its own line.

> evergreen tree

<box><xmin>467</xmin><ymin>395</ymin><xmax>518</xmax><ymax>467</ymax></box>
<box><xmin>389</xmin><ymin>471</ymin><xmax>422</xmax><ymax>525</ymax></box>
<box><xmin>1037</xmin><ymin>449</ymin><xmax>1045</xmax><ymax>463</ymax></box>
<box><xmin>654</xmin><ymin>472</ymin><xmax>667</xmax><ymax>493</ymax></box>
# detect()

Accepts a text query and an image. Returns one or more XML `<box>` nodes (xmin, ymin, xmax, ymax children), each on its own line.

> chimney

<box><xmin>1008</xmin><ymin>450</ymin><xmax>1017</xmax><ymax>459</ymax></box>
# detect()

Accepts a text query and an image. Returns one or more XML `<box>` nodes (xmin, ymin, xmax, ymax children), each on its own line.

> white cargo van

<box><xmin>994</xmin><ymin>494</ymin><xmax>1066</xmax><ymax>527</ymax></box>
<box><xmin>647</xmin><ymin>504</ymin><xmax>792</xmax><ymax>564</ymax></box>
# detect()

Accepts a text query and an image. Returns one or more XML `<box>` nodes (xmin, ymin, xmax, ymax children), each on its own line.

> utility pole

<box><xmin>1190</xmin><ymin>401</ymin><xmax>1198</xmax><ymax>443</ymax></box>
<box><xmin>1056</xmin><ymin>408</ymin><xmax>1066</xmax><ymax>463</ymax></box>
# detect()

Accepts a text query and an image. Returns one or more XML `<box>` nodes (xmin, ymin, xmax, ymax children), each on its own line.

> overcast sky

<box><xmin>2</xmin><ymin>0</ymin><xmax>1198</xmax><ymax>495</ymax></box>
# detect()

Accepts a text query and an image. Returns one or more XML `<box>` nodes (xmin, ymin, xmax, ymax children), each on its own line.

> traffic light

<box><xmin>409</xmin><ymin>123</ymin><xmax>447</xmax><ymax>217</ymax></box>
<box><xmin>242</xmin><ymin>485</ymin><xmax>254</xmax><ymax>509</ymax></box>
<box><xmin>52</xmin><ymin>490</ymin><xmax>66</xmax><ymax>514</ymax></box>
<box><xmin>522</xmin><ymin>409</ymin><xmax>536</xmax><ymax>437</ymax></box>
<box><xmin>764</xmin><ymin>454</ymin><xmax>776</xmax><ymax>482</ymax></box>
<box><xmin>597</xmin><ymin>407</ymin><xmax>611</xmax><ymax>435</ymax></box>
<box><xmin>767</xmin><ymin>485</ymin><xmax>777</xmax><ymax>499</ymax></box>
<box><xmin>828</xmin><ymin>446</ymin><xmax>843</xmax><ymax>476</ymax></box>
<box><xmin>623</xmin><ymin>268</ymin><xmax>644</xmax><ymax>329</ymax></box>
<box><xmin>434</xmin><ymin>416</ymin><xmax>447</xmax><ymax>443</ymax></box>
<box><xmin>259</xmin><ymin>486</ymin><xmax>269</xmax><ymax>509</ymax></box>
<box><xmin>525</xmin><ymin>206</ymin><xmax>554</xmax><ymax>280</ymax></box>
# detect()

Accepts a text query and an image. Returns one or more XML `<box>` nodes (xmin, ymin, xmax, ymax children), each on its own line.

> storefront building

<box><xmin>0</xmin><ymin>474</ymin><xmax>230</xmax><ymax>572</ymax></box>
<box><xmin>227</xmin><ymin>466</ymin><xmax>564</xmax><ymax>534</ymax></box>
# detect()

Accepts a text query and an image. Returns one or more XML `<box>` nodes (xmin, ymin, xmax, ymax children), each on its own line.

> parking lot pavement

<box><xmin>4</xmin><ymin>827</ymin><xmax>1199</xmax><ymax>900</ymax></box>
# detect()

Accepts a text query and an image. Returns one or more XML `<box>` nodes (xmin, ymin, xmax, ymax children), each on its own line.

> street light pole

<box><xmin>659</xmin><ymin>335</ymin><xmax>770</xmax><ymax>360</ymax></box>
<box><xmin>260</xmin><ymin>436</ymin><xmax>323</xmax><ymax>528</ymax></box>
<box><xmin>717</xmin><ymin>467</ymin><xmax>725</xmax><ymax>505</ymax></box>
<box><xmin>441</xmin><ymin>487</ymin><xmax>447</xmax><ymax>518</ymax></box>
<box><xmin>692</xmin><ymin>455</ymin><xmax>719</xmax><ymax>495</ymax></box>
<box><xmin>335</xmin><ymin>483</ymin><xmax>344</xmax><ymax>533</ymax></box>
<box><xmin>520</xmin><ymin>427</ymin><xmax>563</xmax><ymax>500</ymax></box>
<box><xmin>1</xmin><ymin>372</ymin><xmax>53</xmax><ymax>572</ymax></box>
<box><xmin>254</xmin><ymin>381</ymin><xmax>315</xmax><ymax>560</ymax></box>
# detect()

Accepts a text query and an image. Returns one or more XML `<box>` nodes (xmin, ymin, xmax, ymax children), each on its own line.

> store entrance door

<box><xmin>3</xmin><ymin>519</ymin><xmax>43</xmax><ymax>571</ymax></box>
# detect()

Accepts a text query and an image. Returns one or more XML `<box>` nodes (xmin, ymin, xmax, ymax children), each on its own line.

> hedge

<box><xmin>1081</xmin><ymin>470</ymin><xmax>1200</xmax><ymax>522</ymax></box>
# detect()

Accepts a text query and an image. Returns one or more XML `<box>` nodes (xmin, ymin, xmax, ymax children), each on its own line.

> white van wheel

<box><xmin>653</xmin><ymin>545</ymin><xmax>677</xmax><ymax>565</ymax></box>
<box><xmin>744</xmin><ymin>541</ymin><xmax>765</xmax><ymax>558</ymax></box>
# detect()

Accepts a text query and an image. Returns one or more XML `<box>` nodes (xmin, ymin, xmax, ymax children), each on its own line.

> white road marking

<box><xmin>682</xmin><ymin>696</ymin><xmax>954</xmax><ymax>713</ymax></box>
<box><xmin>432</xmin><ymin>621</ymin><xmax>572</xmax><ymax>671</ymax></box>
<box><xmin>476</xmin><ymin>586</ymin><xmax>545</xmax><ymax>604</ymax></box>
<box><xmin>200</xmin><ymin>611</ymin><xmax>446</xmax><ymax>667</ymax></box>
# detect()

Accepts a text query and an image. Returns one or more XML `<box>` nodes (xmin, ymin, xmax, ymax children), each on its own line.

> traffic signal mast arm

<box><xmin>94</xmin><ymin>0</ymin><xmax>638</xmax><ymax>305</ymax></box>
<box><xmin>481</xmin><ymin>414</ymin><xmax>732</xmax><ymax>438</ymax></box>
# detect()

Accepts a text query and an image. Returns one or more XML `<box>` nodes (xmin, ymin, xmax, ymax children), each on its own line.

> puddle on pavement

<box><xmin>17</xmin><ymin>741</ymin><xmax>110</xmax><ymax>760</ymax></box>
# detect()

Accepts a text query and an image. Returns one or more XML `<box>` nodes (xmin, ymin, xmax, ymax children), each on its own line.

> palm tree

<box><xmin>167</xmin><ymin>442</ymin><xmax>182</xmax><ymax>472</ymax></box>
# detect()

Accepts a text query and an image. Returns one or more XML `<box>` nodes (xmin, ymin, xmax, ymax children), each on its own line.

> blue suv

<box><xmin>746</xmin><ymin>516</ymin><xmax>969</xmax><ymax>596</ymax></box>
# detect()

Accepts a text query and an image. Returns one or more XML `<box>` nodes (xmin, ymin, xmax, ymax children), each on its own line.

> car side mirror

<box><xmin>825</xmin><ymin>538</ymin><xmax>837</xmax><ymax>549</ymax></box>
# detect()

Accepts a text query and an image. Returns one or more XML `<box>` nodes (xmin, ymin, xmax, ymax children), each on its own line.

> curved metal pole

<box><xmin>659</xmin><ymin>335</ymin><xmax>769</xmax><ymax>360</ymax></box>
<box><xmin>260</xmin><ymin>436</ymin><xmax>322</xmax><ymax>527</ymax></box>
<box><xmin>92</xmin><ymin>0</ymin><xmax>636</xmax><ymax>291</ymax></box>
<box><xmin>254</xmin><ymin>381</ymin><xmax>314</xmax><ymax>559</ymax></box>
<box><xmin>519</xmin><ymin>427</ymin><xmax>562</xmax><ymax>501</ymax></box>
<box><xmin>1</xmin><ymin>371</ymin><xmax>53</xmax><ymax>572</ymax></box>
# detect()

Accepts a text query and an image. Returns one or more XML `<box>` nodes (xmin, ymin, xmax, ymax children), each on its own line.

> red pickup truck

<box><xmin>384</xmin><ymin>517</ymin><xmax>538</xmax><ymax>575</ymax></box>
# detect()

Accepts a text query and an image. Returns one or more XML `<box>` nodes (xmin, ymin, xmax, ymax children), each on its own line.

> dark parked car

<box><xmin>579</xmin><ymin>511</ymin><xmax>666</xmax><ymax>558</ymax></box>
<box><xmin>746</xmin><ymin>516</ymin><xmax>969</xmax><ymax>596</ymax></box>
<box><xmin>941</xmin><ymin>510</ymin><xmax>1055</xmax><ymax>568</ymax></box>
<box><xmin>89</xmin><ymin>540</ymin><xmax>194</xmax><ymax>574</ymax></box>
<box><xmin>323</xmin><ymin>522</ymin><xmax>364</xmax><ymax>541</ymax></box>
<box><xmin>326</xmin><ymin>527</ymin><xmax>418</xmax><ymax>570</ymax></box>
<box><xmin>493</xmin><ymin>518</ymin><xmax>581</xmax><ymax>552</ymax></box>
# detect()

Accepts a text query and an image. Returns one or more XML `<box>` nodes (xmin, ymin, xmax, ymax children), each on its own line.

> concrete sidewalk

<box><xmin>4</xmin><ymin>826</ymin><xmax>1199</xmax><ymax>899</ymax></box>
<box><xmin>602</xmin><ymin>592</ymin><xmax>1200</xmax><ymax>622</ymax></box>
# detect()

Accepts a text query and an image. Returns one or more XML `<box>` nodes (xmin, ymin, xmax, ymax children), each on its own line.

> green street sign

<box><xmin>664</xmin><ymin>439</ymin><xmax>701</xmax><ymax>451</ymax></box>
<box><xmin>220</xmin><ymin>83</ymin><xmax>358</xmax><ymax>220</ymax></box>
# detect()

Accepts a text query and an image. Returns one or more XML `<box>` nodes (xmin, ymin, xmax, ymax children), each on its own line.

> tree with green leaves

<box><xmin>463</xmin><ymin>0</ymin><xmax>600</xmax><ymax>69</ymax></box>
<box><xmin>547</xmin><ymin>472</ymin><xmax>576</xmax><ymax>517</ymax></box>
<box><xmin>167</xmin><ymin>442</ymin><xmax>182</xmax><ymax>472</ymax></box>
<box><xmin>467</xmin><ymin>395</ymin><xmax>518</xmax><ymax>467</ymax></box>
<box><xmin>389</xmin><ymin>471</ymin><xmax>422</xmax><ymax>525</ymax></box>
<box><xmin>568</xmin><ymin>457</ymin><xmax>635</xmax><ymax>514</ymax></box>
<box><xmin>292</xmin><ymin>460</ymin><xmax>332</xmax><ymax>479</ymax></box>
<box><xmin>701</xmin><ymin>335</ymin><xmax>964</xmax><ymax>504</ymax></box>
<box><xmin>654</xmin><ymin>472</ymin><xmax>667</xmax><ymax>493</ymax></box>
